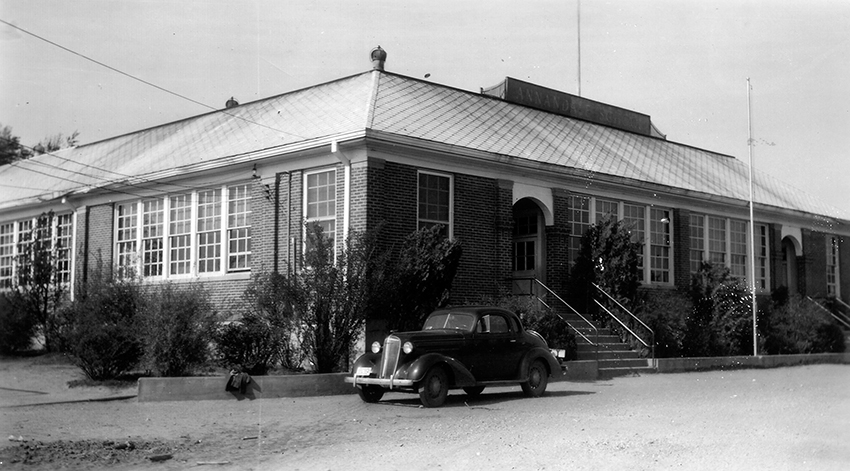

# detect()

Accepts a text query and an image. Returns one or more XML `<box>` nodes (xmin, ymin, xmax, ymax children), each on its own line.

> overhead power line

<box><xmin>0</xmin><ymin>18</ymin><xmax>307</xmax><ymax>140</ymax></box>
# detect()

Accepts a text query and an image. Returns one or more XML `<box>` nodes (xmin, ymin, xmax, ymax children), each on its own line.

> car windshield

<box><xmin>422</xmin><ymin>312</ymin><xmax>476</xmax><ymax>332</ymax></box>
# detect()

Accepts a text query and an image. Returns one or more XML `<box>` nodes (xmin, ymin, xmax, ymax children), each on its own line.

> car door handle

<box><xmin>510</xmin><ymin>339</ymin><xmax>517</xmax><ymax>343</ymax></box>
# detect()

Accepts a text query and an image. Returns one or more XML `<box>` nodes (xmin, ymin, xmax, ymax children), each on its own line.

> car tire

<box><xmin>520</xmin><ymin>359</ymin><xmax>548</xmax><ymax>398</ymax></box>
<box><xmin>463</xmin><ymin>386</ymin><xmax>485</xmax><ymax>398</ymax></box>
<box><xmin>357</xmin><ymin>385</ymin><xmax>384</xmax><ymax>403</ymax></box>
<box><xmin>419</xmin><ymin>366</ymin><xmax>449</xmax><ymax>408</ymax></box>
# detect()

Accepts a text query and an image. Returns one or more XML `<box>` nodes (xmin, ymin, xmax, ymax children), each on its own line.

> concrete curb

<box><xmin>654</xmin><ymin>352</ymin><xmax>850</xmax><ymax>373</ymax></box>
<box><xmin>136</xmin><ymin>353</ymin><xmax>850</xmax><ymax>402</ymax></box>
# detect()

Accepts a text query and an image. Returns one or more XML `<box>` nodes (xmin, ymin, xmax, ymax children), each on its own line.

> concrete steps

<box><xmin>562</xmin><ymin>311</ymin><xmax>656</xmax><ymax>377</ymax></box>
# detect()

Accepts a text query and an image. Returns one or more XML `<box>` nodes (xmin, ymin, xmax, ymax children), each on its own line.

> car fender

<box><xmin>519</xmin><ymin>347</ymin><xmax>562</xmax><ymax>379</ymax></box>
<box><xmin>350</xmin><ymin>352</ymin><xmax>381</xmax><ymax>372</ymax></box>
<box><xmin>401</xmin><ymin>353</ymin><xmax>477</xmax><ymax>388</ymax></box>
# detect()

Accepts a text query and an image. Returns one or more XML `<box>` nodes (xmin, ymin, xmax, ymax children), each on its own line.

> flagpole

<box><xmin>747</xmin><ymin>78</ymin><xmax>758</xmax><ymax>356</ymax></box>
<box><xmin>577</xmin><ymin>0</ymin><xmax>581</xmax><ymax>96</ymax></box>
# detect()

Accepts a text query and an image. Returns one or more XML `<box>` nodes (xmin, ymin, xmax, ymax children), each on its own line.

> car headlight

<box><xmin>402</xmin><ymin>341</ymin><xmax>414</xmax><ymax>354</ymax></box>
<box><xmin>371</xmin><ymin>341</ymin><xmax>381</xmax><ymax>354</ymax></box>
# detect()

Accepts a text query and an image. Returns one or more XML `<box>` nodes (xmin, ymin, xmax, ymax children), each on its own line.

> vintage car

<box><xmin>345</xmin><ymin>306</ymin><xmax>563</xmax><ymax>408</ymax></box>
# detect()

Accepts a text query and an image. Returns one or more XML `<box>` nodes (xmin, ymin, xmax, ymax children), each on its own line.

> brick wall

<box><xmin>82</xmin><ymin>203</ymin><xmax>114</xmax><ymax>281</ymax></box>
<box><xmin>801</xmin><ymin>229</ymin><xmax>827</xmax><ymax>297</ymax></box>
<box><xmin>451</xmin><ymin>173</ymin><xmax>501</xmax><ymax>303</ymax></box>
<box><xmin>547</xmin><ymin>189</ymin><xmax>571</xmax><ymax>296</ymax></box>
<box><xmin>672</xmin><ymin>208</ymin><xmax>691</xmax><ymax>290</ymax></box>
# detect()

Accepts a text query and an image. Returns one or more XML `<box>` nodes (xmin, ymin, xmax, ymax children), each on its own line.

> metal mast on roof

<box><xmin>747</xmin><ymin>78</ymin><xmax>758</xmax><ymax>357</ymax></box>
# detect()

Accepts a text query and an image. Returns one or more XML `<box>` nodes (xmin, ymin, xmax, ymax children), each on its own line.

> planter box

<box><xmin>138</xmin><ymin>373</ymin><xmax>356</xmax><ymax>402</ymax></box>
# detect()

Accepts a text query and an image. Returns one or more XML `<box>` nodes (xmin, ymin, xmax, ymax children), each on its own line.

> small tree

<box><xmin>214</xmin><ymin>272</ymin><xmax>305</xmax><ymax>374</ymax></box>
<box><xmin>686</xmin><ymin>263</ymin><xmax>754</xmax><ymax>357</ymax></box>
<box><xmin>379</xmin><ymin>224</ymin><xmax>463</xmax><ymax>333</ymax></box>
<box><xmin>8</xmin><ymin>211</ymin><xmax>68</xmax><ymax>351</ymax></box>
<box><xmin>295</xmin><ymin>224</ymin><xmax>386</xmax><ymax>373</ymax></box>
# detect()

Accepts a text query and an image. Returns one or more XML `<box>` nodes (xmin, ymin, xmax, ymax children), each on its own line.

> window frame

<box><xmin>0</xmin><ymin>213</ymin><xmax>75</xmax><ymax>291</ymax></box>
<box><xmin>827</xmin><ymin>235</ymin><xmax>840</xmax><ymax>297</ymax></box>
<box><xmin>689</xmin><ymin>213</ymin><xmax>770</xmax><ymax>292</ymax></box>
<box><xmin>417</xmin><ymin>170</ymin><xmax>453</xmax><ymax>239</ymax></box>
<box><xmin>114</xmin><ymin>183</ymin><xmax>251</xmax><ymax>280</ymax></box>
<box><xmin>565</xmin><ymin>193</ymin><xmax>674</xmax><ymax>286</ymax></box>
<box><xmin>303</xmin><ymin>167</ymin><xmax>338</xmax><ymax>254</ymax></box>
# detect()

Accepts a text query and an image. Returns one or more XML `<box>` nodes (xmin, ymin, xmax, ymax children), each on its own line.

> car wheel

<box><xmin>463</xmin><ymin>386</ymin><xmax>485</xmax><ymax>398</ymax></box>
<box><xmin>419</xmin><ymin>366</ymin><xmax>449</xmax><ymax>408</ymax></box>
<box><xmin>520</xmin><ymin>359</ymin><xmax>549</xmax><ymax>398</ymax></box>
<box><xmin>357</xmin><ymin>385</ymin><xmax>384</xmax><ymax>403</ymax></box>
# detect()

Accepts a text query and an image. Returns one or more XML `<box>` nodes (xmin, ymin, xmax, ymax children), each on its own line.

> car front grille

<box><xmin>379</xmin><ymin>335</ymin><xmax>401</xmax><ymax>379</ymax></box>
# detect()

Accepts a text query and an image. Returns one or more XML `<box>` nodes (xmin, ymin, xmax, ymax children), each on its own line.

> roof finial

<box><xmin>370</xmin><ymin>46</ymin><xmax>387</xmax><ymax>71</ymax></box>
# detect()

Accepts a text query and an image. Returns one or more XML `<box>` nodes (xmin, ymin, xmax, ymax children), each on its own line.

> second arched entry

<box><xmin>512</xmin><ymin>198</ymin><xmax>546</xmax><ymax>295</ymax></box>
<box><xmin>781</xmin><ymin>236</ymin><xmax>800</xmax><ymax>295</ymax></box>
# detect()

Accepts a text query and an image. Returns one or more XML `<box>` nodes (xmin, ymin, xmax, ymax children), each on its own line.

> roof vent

<box><xmin>225</xmin><ymin>97</ymin><xmax>239</xmax><ymax>109</ymax></box>
<box><xmin>370</xmin><ymin>46</ymin><xmax>387</xmax><ymax>71</ymax></box>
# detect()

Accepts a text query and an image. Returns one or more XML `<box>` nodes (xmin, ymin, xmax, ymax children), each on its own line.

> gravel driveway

<box><xmin>1</xmin><ymin>362</ymin><xmax>848</xmax><ymax>470</ymax></box>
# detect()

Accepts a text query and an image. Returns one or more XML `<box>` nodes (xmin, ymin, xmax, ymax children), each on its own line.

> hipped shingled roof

<box><xmin>0</xmin><ymin>70</ymin><xmax>846</xmax><ymax>225</ymax></box>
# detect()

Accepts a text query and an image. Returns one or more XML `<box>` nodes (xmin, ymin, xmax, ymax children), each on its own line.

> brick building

<box><xmin>2</xmin><ymin>50</ymin><xmax>848</xmax><ymax>338</ymax></box>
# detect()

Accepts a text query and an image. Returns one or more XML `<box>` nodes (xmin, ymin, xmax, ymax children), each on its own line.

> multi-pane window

<box><xmin>418</xmin><ymin>171</ymin><xmax>451</xmax><ymax>237</ymax></box>
<box><xmin>708</xmin><ymin>216</ymin><xmax>726</xmax><ymax>265</ymax></box>
<box><xmin>595</xmin><ymin>198</ymin><xmax>619</xmax><ymax>222</ymax></box>
<box><xmin>513</xmin><ymin>213</ymin><xmax>538</xmax><ymax>272</ymax></box>
<box><xmin>565</xmin><ymin>194</ymin><xmax>673</xmax><ymax>285</ymax></box>
<box><xmin>197</xmin><ymin>189</ymin><xmax>222</xmax><ymax>273</ymax></box>
<box><xmin>169</xmin><ymin>194</ymin><xmax>192</xmax><ymax>276</ymax></box>
<box><xmin>116</xmin><ymin>185</ymin><xmax>251</xmax><ymax>279</ymax></box>
<box><xmin>730</xmin><ymin>220</ymin><xmax>748</xmax><ymax>278</ymax></box>
<box><xmin>306</xmin><ymin>170</ymin><xmax>337</xmax><ymax>246</ymax></box>
<box><xmin>623</xmin><ymin>203</ymin><xmax>646</xmax><ymax>273</ymax></box>
<box><xmin>55</xmin><ymin>213</ymin><xmax>73</xmax><ymax>284</ymax></box>
<box><xmin>690</xmin><ymin>214</ymin><xmax>705</xmax><ymax>273</ymax></box>
<box><xmin>649</xmin><ymin>209</ymin><xmax>671</xmax><ymax>283</ymax></box>
<box><xmin>116</xmin><ymin>203</ymin><xmax>138</xmax><ymax>277</ymax></box>
<box><xmin>142</xmin><ymin>199</ymin><xmax>164</xmax><ymax>277</ymax></box>
<box><xmin>690</xmin><ymin>213</ymin><xmax>769</xmax><ymax>291</ymax></box>
<box><xmin>16</xmin><ymin>220</ymin><xmax>33</xmax><ymax>278</ymax></box>
<box><xmin>1</xmin><ymin>214</ymin><xmax>75</xmax><ymax>289</ymax></box>
<box><xmin>227</xmin><ymin>185</ymin><xmax>251</xmax><ymax>270</ymax></box>
<box><xmin>827</xmin><ymin>236</ymin><xmax>840</xmax><ymax>297</ymax></box>
<box><xmin>567</xmin><ymin>195</ymin><xmax>590</xmax><ymax>264</ymax></box>
<box><xmin>0</xmin><ymin>223</ymin><xmax>14</xmax><ymax>289</ymax></box>
<box><xmin>755</xmin><ymin>225</ymin><xmax>768</xmax><ymax>290</ymax></box>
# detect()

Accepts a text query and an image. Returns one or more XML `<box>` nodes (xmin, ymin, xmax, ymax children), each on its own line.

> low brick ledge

<box><xmin>654</xmin><ymin>352</ymin><xmax>850</xmax><ymax>373</ymax></box>
<box><xmin>137</xmin><ymin>353</ymin><xmax>850</xmax><ymax>402</ymax></box>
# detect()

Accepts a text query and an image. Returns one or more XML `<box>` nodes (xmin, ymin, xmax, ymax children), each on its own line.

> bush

<box><xmin>141</xmin><ymin>282</ymin><xmax>215</xmax><ymax>377</ymax></box>
<box><xmin>0</xmin><ymin>292</ymin><xmax>38</xmax><ymax>353</ymax></box>
<box><xmin>635</xmin><ymin>290</ymin><xmax>689</xmax><ymax>357</ymax></box>
<box><xmin>378</xmin><ymin>224</ymin><xmax>463</xmax><ymax>333</ymax></box>
<box><xmin>762</xmin><ymin>294</ymin><xmax>846</xmax><ymax>354</ymax></box>
<box><xmin>62</xmin><ymin>272</ymin><xmax>144</xmax><ymax>380</ymax></box>
<box><xmin>213</xmin><ymin>317</ymin><xmax>282</xmax><ymax>375</ymax></box>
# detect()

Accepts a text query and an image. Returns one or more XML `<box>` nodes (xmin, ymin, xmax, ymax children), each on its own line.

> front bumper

<box><xmin>344</xmin><ymin>375</ymin><xmax>414</xmax><ymax>388</ymax></box>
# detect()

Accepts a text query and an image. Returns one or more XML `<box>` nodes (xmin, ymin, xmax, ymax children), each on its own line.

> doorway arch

<box><xmin>782</xmin><ymin>236</ymin><xmax>800</xmax><ymax>294</ymax></box>
<box><xmin>512</xmin><ymin>198</ymin><xmax>546</xmax><ymax>296</ymax></box>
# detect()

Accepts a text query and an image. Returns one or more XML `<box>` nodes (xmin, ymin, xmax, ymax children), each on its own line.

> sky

<box><xmin>1</xmin><ymin>0</ymin><xmax>848</xmax><ymax>211</ymax></box>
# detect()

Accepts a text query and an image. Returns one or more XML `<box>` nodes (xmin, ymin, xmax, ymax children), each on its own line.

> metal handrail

<box><xmin>593</xmin><ymin>283</ymin><xmax>655</xmax><ymax>360</ymax></box>
<box><xmin>511</xmin><ymin>277</ymin><xmax>599</xmax><ymax>362</ymax></box>
<box><xmin>594</xmin><ymin>300</ymin><xmax>649</xmax><ymax>349</ymax></box>
<box><xmin>807</xmin><ymin>296</ymin><xmax>850</xmax><ymax>330</ymax></box>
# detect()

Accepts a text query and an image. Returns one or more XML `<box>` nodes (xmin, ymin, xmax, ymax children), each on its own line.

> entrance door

<box><xmin>512</xmin><ymin>199</ymin><xmax>544</xmax><ymax>296</ymax></box>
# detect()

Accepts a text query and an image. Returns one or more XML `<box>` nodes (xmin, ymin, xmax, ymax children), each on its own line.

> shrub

<box><xmin>0</xmin><ymin>292</ymin><xmax>38</xmax><ymax>353</ymax></box>
<box><xmin>213</xmin><ymin>317</ymin><xmax>282</xmax><ymax>376</ymax></box>
<box><xmin>140</xmin><ymin>282</ymin><xmax>215</xmax><ymax>377</ymax></box>
<box><xmin>62</xmin><ymin>272</ymin><xmax>144</xmax><ymax>380</ymax></box>
<box><xmin>379</xmin><ymin>224</ymin><xmax>463</xmax><ymax>333</ymax></box>
<box><xmin>636</xmin><ymin>290</ymin><xmax>690</xmax><ymax>358</ymax></box>
<box><xmin>762</xmin><ymin>294</ymin><xmax>846</xmax><ymax>354</ymax></box>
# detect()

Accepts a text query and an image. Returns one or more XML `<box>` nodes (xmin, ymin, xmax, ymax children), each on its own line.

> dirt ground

<box><xmin>1</xmin><ymin>355</ymin><xmax>848</xmax><ymax>470</ymax></box>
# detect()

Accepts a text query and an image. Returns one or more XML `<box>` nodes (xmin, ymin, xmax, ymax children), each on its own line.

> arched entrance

<box><xmin>782</xmin><ymin>236</ymin><xmax>799</xmax><ymax>294</ymax></box>
<box><xmin>512</xmin><ymin>198</ymin><xmax>545</xmax><ymax>296</ymax></box>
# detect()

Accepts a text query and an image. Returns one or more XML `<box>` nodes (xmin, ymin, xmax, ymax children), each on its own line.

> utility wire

<box><xmin>0</xmin><ymin>18</ymin><xmax>307</xmax><ymax>140</ymax></box>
